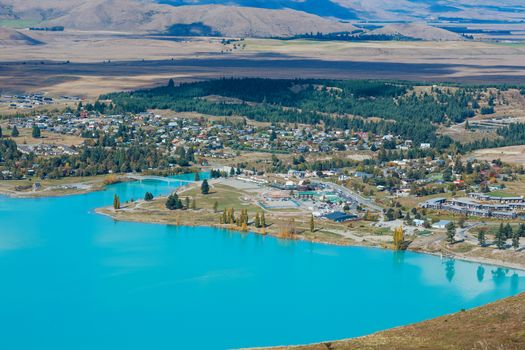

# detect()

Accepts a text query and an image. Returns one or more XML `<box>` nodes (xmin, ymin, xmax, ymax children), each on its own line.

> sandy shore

<box><xmin>0</xmin><ymin>176</ymin><xmax>130</xmax><ymax>199</ymax></box>
<box><xmin>96</xmin><ymin>198</ymin><xmax>525</xmax><ymax>271</ymax></box>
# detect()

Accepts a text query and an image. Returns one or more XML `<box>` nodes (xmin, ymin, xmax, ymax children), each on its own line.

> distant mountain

<box><xmin>0</xmin><ymin>27</ymin><xmax>42</xmax><ymax>46</ymax></box>
<box><xmin>0</xmin><ymin>0</ymin><xmax>357</xmax><ymax>37</ymax></box>
<box><xmin>333</xmin><ymin>0</ymin><xmax>525</xmax><ymax>22</ymax></box>
<box><xmin>157</xmin><ymin>0</ymin><xmax>525</xmax><ymax>22</ymax></box>
<box><xmin>144</xmin><ymin>5</ymin><xmax>359</xmax><ymax>37</ymax></box>
<box><xmin>370</xmin><ymin>23</ymin><xmax>464</xmax><ymax>41</ymax></box>
<box><xmin>157</xmin><ymin>0</ymin><xmax>359</xmax><ymax>20</ymax></box>
<box><xmin>0</xmin><ymin>0</ymin><xmax>523</xmax><ymax>39</ymax></box>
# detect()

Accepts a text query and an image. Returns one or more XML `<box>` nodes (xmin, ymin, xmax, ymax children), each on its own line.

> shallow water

<box><xmin>0</xmin><ymin>173</ymin><xmax>523</xmax><ymax>350</ymax></box>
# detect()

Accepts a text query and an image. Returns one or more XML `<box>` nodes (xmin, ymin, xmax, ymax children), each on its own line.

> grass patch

<box><xmin>0</xmin><ymin>19</ymin><xmax>40</xmax><ymax>28</ymax></box>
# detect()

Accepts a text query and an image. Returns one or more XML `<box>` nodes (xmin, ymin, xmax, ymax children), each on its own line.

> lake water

<box><xmin>0</xmin><ymin>173</ymin><xmax>524</xmax><ymax>350</ymax></box>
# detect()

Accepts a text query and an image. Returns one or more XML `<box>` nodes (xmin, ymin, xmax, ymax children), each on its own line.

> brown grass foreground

<box><xmin>263</xmin><ymin>292</ymin><xmax>525</xmax><ymax>350</ymax></box>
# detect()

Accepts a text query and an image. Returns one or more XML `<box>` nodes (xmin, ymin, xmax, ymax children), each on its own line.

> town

<box><xmin>2</xmin><ymin>86</ymin><xmax>524</xmax><ymax>253</ymax></box>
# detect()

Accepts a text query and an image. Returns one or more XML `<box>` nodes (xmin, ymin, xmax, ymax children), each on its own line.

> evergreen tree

<box><xmin>144</xmin><ymin>192</ymin><xmax>154</xmax><ymax>201</ymax></box>
<box><xmin>446</xmin><ymin>222</ymin><xmax>456</xmax><ymax>244</ymax></box>
<box><xmin>185</xmin><ymin>197</ymin><xmax>190</xmax><ymax>209</ymax></box>
<box><xmin>495</xmin><ymin>223</ymin><xmax>506</xmax><ymax>249</ymax></box>
<box><xmin>194</xmin><ymin>172</ymin><xmax>200</xmax><ymax>181</ymax></box>
<box><xmin>11</xmin><ymin>126</ymin><xmax>19</xmax><ymax>137</ymax></box>
<box><xmin>254</xmin><ymin>212</ymin><xmax>261</xmax><ymax>228</ymax></box>
<box><xmin>385</xmin><ymin>208</ymin><xmax>394</xmax><ymax>221</ymax></box>
<box><xmin>166</xmin><ymin>193</ymin><xmax>183</xmax><ymax>210</ymax></box>
<box><xmin>0</xmin><ymin>126</ymin><xmax>2</xmax><ymax>138</ymax></box>
<box><xmin>32</xmin><ymin>125</ymin><xmax>41</xmax><ymax>138</ymax></box>
<box><xmin>201</xmin><ymin>179</ymin><xmax>210</xmax><ymax>194</ymax></box>
<box><xmin>213</xmin><ymin>201</ymin><xmax>219</xmax><ymax>213</ymax></box>
<box><xmin>504</xmin><ymin>223</ymin><xmax>513</xmax><ymax>239</ymax></box>
<box><xmin>310</xmin><ymin>214</ymin><xmax>315</xmax><ymax>232</ymax></box>
<box><xmin>512</xmin><ymin>228</ymin><xmax>520</xmax><ymax>249</ymax></box>
<box><xmin>191</xmin><ymin>197</ymin><xmax>196</xmax><ymax>210</ymax></box>
<box><xmin>477</xmin><ymin>230</ymin><xmax>486</xmax><ymax>247</ymax></box>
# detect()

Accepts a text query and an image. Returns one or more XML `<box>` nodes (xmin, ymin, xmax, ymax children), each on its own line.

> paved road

<box><xmin>455</xmin><ymin>222</ymin><xmax>482</xmax><ymax>243</ymax></box>
<box><xmin>320</xmin><ymin>181</ymin><xmax>383</xmax><ymax>212</ymax></box>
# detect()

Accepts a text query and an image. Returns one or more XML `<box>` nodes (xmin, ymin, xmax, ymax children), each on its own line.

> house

<box><xmin>413</xmin><ymin>219</ymin><xmax>425</xmax><ymax>227</ymax></box>
<box><xmin>432</xmin><ymin>220</ymin><xmax>451</xmax><ymax>229</ymax></box>
<box><xmin>323</xmin><ymin>211</ymin><xmax>357</xmax><ymax>223</ymax></box>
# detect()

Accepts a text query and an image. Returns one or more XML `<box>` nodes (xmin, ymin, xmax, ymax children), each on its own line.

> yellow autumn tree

<box><xmin>393</xmin><ymin>226</ymin><xmax>405</xmax><ymax>250</ymax></box>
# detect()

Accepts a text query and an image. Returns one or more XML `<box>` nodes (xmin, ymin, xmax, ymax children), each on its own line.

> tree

<box><xmin>11</xmin><ymin>126</ymin><xmax>19</xmax><ymax>137</ymax></box>
<box><xmin>191</xmin><ymin>197</ymin><xmax>196</xmax><ymax>210</ymax></box>
<box><xmin>385</xmin><ymin>208</ymin><xmax>395</xmax><ymax>221</ymax></box>
<box><xmin>446</xmin><ymin>222</ymin><xmax>456</xmax><ymax>244</ymax></box>
<box><xmin>309</xmin><ymin>214</ymin><xmax>315</xmax><ymax>232</ymax></box>
<box><xmin>261</xmin><ymin>212</ymin><xmax>266</xmax><ymax>228</ymax></box>
<box><xmin>254</xmin><ymin>212</ymin><xmax>261</xmax><ymax>228</ymax></box>
<box><xmin>495</xmin><ymin>223</ymin><xmax>506</xmax><ymax>249</ymax></box>
<box><xmin>393</xmin><ymin>226</ymin><xmax>404</xmax><ymax>250</ymax></box>
<box><xmin>144</xmin><ymin>192</ymin><xmax>154</xmax><ymax>201</ymax></box>
<box><xmin>201</xmin><ymin>179</ymin><xmax>210</xmax><ymax>194</ymax></box>
<box><xmin>194</xmin><ymin>172</ymin><xmax>200</xmax><ymax>181</ymax></box>
<box><xmin>32</xmin><ymin>125</ymin><xmax>41</xmax><ymax>138</ymax></box>
<box><xmin>213</xmin><ymin>201</ymin><xmax>218</xmax><ymax>213</ymax></box>
<box><xmin>477</xmin><ymin>229</ymin><xmax>486</xmax><ymax>247</ymax></box>
<box><xmin>166</xmin><ymin>193</ymin><xmax>183</xmax><ymax>210</ymax></box>
<box><xmin>113</xmin><ymin>194</ymin><xmax>121</xmax><ymax>209</ymax></box>
<box><xmin>504</xmin><ymin>223</ymin><xmax>513</xmax><ymax>239</ymax></box>
<box><xmin>512</xmin><ymin>228</ymin><xmax>520</xmax><ymax>249</ymax></box>
<box><xmin>185</xmin><ymin>196</ymin><xmax>190</xmax><ymax>209</ymax></box>
<box><xmin>0</xmin><ymin>126</ymin><xmax>2</xmax><ymax>138</ymax></box>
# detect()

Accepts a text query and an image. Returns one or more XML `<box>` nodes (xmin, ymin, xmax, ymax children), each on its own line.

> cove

<box><xmin>0</xmin><ymin>173</ymin><xmax>524</xmax><ymax>350</ymax></box>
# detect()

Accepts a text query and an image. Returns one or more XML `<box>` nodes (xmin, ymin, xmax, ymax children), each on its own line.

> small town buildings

<box><xmin>323</xmin><ymin>211</ymin><xmax>357</xmax><ymax>223</ymax></box>
<box><xmin>432</xmin><ymin>220</ymin><xmax>451</xmax><ymax>229</ymax></box>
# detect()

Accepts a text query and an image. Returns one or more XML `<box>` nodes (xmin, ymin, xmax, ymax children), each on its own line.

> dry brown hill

<box><xmin>0</xmin><ymin>0</ymin><xmax>357</xmax><ymax>37</ymax></box>
<box><xmin>268</xmin><ymin>292</ymin><xmax>525</xmax><ymax>350</ymax></box>
<box><xmin>0</xmin><ymin>27</ymin><xmax>42</xmax><ymax>46</ymax></box>
<box><xmin>370</xmin><ymin>23</ymin><xmax>464</xmax><ymax>41</ymax></box>
<box><xmin>139</xmin><ymin>5</ymin><xmax>359</xmax><ymax>37</ymax></box>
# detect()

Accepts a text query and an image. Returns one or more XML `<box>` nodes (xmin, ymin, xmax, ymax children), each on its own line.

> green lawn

<box><xmin>488</xmin><ymin>191</ymin><xmax>518</xmax><ymax>198</ymax></box>
<box><xmin>0</xmin><ymin>19</ymin><xmax>40</xmax><ymax>29</ymax></box>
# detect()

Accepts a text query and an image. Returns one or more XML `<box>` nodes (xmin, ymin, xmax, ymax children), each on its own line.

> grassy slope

<box><xmin>268</xmin><ymin>292</ymin><xmax>525</xmax><ymax>350</ymax></box>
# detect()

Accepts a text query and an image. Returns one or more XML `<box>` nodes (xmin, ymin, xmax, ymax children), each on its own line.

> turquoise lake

<box><xmin>0</xmin><ymin>173</ymin><xmax>524</xmax><ymax>350</ymax></box>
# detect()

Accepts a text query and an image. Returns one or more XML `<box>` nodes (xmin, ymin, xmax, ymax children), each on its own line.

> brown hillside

<box><xmin>0</xmin><ymin>27</ymin><xmax>42</xmax><ymax>46</ymax></box>
<box><xmin>0</xmin><ymin>0</ymin><xmax>358</xmax><ymax>37</ymax></box>
<box><xmin>266</xmin><ymin>292</ymin><xmax>525</xmax><ymax>350</ymax></box>
<box><xmin>371</xmin><ymin>23</ymin><xmax>464</xmax><ymax>41</ymax></box>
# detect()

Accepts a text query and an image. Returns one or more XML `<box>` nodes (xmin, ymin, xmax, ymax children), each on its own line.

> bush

<box><xmin>166</xmin><ymin>193</ymin><xmax>183</xmax><ymax>210</ymax></box>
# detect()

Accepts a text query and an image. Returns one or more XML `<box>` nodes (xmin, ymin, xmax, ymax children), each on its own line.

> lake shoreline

<box><xmin>96</xmin><ymin>203</ymin><xmax>525</xmax><ymax>272</ymax></box>
<box><xmin>0</xmin><ymin>176</ymin><xmax>131</xmax><ymax>199</ymax></box>
<box><xmin>252</xmin><ymin>291</ymin><xmax>525</xmax><ymax>350</ymax></box>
